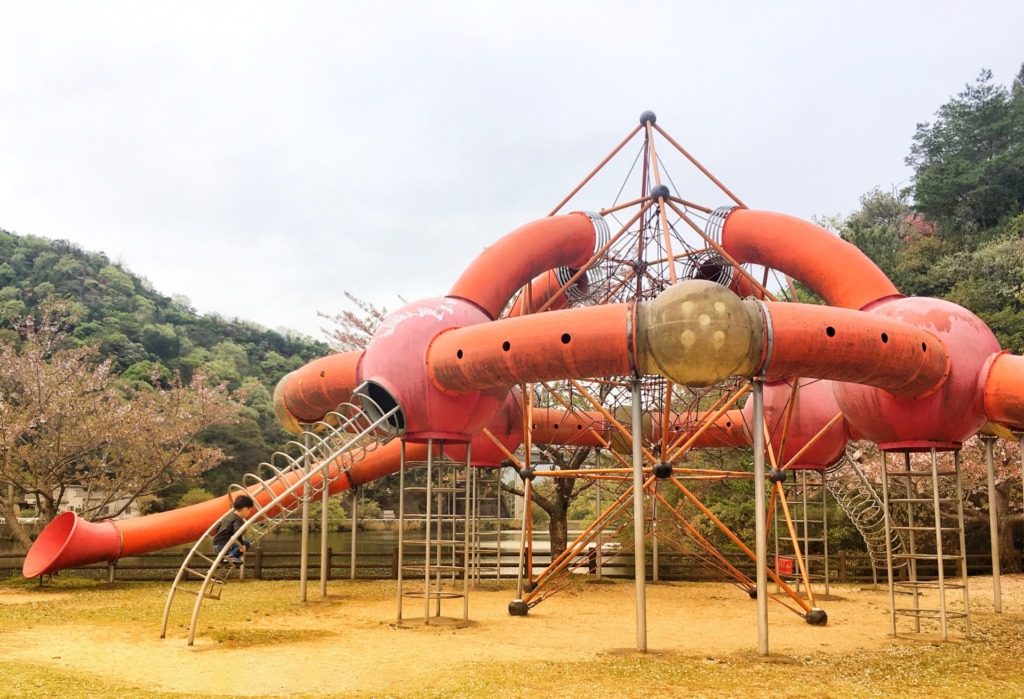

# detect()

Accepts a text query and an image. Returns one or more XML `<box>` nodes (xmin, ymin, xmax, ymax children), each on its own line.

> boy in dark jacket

<box><xmin>212</xmin><ymin>495</ymin><xmax>256</xmax><ymax>564</ymax></box>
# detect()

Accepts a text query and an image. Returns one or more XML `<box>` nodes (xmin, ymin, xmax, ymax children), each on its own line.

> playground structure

<box><xmin>21</xmin><ymin>111</ymin><xmax>1024</xmax><ymax>652</ymax></box>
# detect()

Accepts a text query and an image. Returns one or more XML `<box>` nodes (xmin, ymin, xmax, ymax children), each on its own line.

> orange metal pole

<box><xmin>549</xmin><ymin>124</ymin><xmax>644</xmax><ymax>216</ymax></box>
<box><xmin>666</xmin><ymin>383</ymin><xmax>752</xmax><ymax>461</ymax></box>
<box><xmin>654</xmin><ymin>123</ymin><xmax>747</xmax><ymax>207</ymax></box>
<box><xmin>669</xmin><ymin>476</ymin><xmax>812</xmax><ymax>612</ymax></box>
<box><xmin>780</xmin><ymin>413</ymin><xmax>845</xmax><ymax>471</ymax></box>
<box><xmin>774</xmin><ymin>482</ymin><xmax>816</xmax><ymax>607</ymax></box>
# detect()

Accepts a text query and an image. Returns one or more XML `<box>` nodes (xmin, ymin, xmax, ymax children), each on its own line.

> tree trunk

<box><xmin>548</xmin><ymin>511</ymin><xmax>568</xmax><ymax>559</ymax></box>
<box><xmin>995</xmin><ymin>485</ymin><xmax>1022</xmax><ymax>573</ymax></box>
<box><xmin>0</xmin><ymin>497</ymin><xmax>34</xmax><ymax>550</ymax></box>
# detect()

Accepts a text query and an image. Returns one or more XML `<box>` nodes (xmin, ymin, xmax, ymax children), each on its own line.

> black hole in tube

<box><xmin>320</xmin><ymin>371</ymin><xmax>325</xmax><ymax>378</ymax></box>
<box><xmin>922</xmin><ymin>342</ymin><xmax>927</xmax><ymax>352</ymax></box>
<box><xmin>502</xmin><ymin>341</ymin><xmax>511</xmax><ymax>351</ymax></box>
<box><xmin>553</xmin><ymin>423</ymin><xmax>559</xmax><ymax>429</ymax></box>
<box><xmin>577</xmin><ymin>424</ymin><xmax>583</xmax><ymax>430</ymax></box>
<box><xmin>826</xmin><ymin>326</ymin><xmax>836</xmax><ymax>337</ymax></box>
<box><xmin>457</xmin><ymin>349</ymin><xmax>463</xmax><ymax>359</ymax></box>
<box><xmin>561</xmin><ymin>333</ymin><xmax>571</xmax><ymax>344</ymax></box>
<box><xmin>881</xmin><ymin>333</ymin><xmax>889</xmax><ymax>343</ymax></box>
<box><xmin>726</xmin><ymin>421</ymin><xmax>732</xmax><ymax>427</ymax></box>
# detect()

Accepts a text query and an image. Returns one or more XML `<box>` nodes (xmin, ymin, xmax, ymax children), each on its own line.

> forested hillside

<box><xmin>0</xmin><ymin>229</ymin><xmax>331</xmax><ymax>511</ymax></box>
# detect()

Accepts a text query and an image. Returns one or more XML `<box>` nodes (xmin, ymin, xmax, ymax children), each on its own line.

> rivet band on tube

<box><xmin>555</xmin><ymin>211</ymin><xmax>612</xmax><ymax>302</ymax></box>
<box><xmin>753</xmin><ymin>300</ymin><xmax>774</xmax><ymax>376</ymax></box>
<box><xmin>704</xmin><ymin>206</ymin><xmax>738</xmax><ymax>246</ymax></box>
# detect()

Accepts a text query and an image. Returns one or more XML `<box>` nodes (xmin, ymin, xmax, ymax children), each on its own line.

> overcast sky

<box><xmin>1</xmin><ymin>2</ymin><xmax>1021</xmax><ymax>340</ymax></box>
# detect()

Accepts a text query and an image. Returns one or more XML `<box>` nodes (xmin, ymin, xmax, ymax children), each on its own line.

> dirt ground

<box><xmin>2</xmin><ymin>574</ymin><xmax>1023</xmax><ymax>697</ymax></box>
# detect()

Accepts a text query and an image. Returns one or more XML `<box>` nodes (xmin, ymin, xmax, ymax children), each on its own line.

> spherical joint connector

<box><xmin>650</xmin><ymin>184</ymin><xmax>670</xmax><ymax>202</ymax></box>
<box><xmin>747</xmin><ymin>587</ymin><xmax>758</xmax><ymax>600</ymax></box>
<box><xmin>639</xmin><ymin>110</ymin><xmax>657</xmax><ymax>126</ymax></box>
<box><xmin>652</xmin><ymin>461</ymin><xmax>673</xmax><ymax>479</ymax></box>
<box><xmin>637</xmin><ymin>280</ymin><xmax>764</xmax><ymax>387</ymax></box>
<box><xmin>805</xmin><ymin>607</ymin><xmax>828</xmax><ymax>626</ymax></box>
<box><xmin>768</xmin><ymin>468</ymin><xmax>787</xmax><ymax>485</ymax></box>
<box><xmin>508</xmin><ymin>600</ymin><xmax>529</xmax><ymax>616</ymax></box>
<box><xmin>523</xmin><ymin>580</ymin><xmax>537</xmax><ymax>593</ymax></box>
<box><xmin>518</xmin><ymin>467</ymin><xmax>536</xmax><ymax>482</ymax></box>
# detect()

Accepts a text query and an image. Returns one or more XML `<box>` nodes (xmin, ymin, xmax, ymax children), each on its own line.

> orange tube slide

<box><xmin>428</xmin><ymin>286</ymin><xmax>947</xmax><ymax>399</ymax></box>
<box><xmin>428</xmin><ymin>304</ymin><xmax>634</xmax><ymax>393</ymax></box>
<box><xmin>23</xmin><ymin>440</ymin><xmax>429</xmax><ymax>577</ymax></box>
<box><xmin>273</xmin><ymin>351</ymin><xmax>363</xmax><ymax>431</ymax></box>
<box><xmin>448</xmin><ymin>212</ymin><xmax>598</xmax><ymax>319</ymax></box>
<box><xmin>722</xmin><ymin>209</ymin><xmax>899</xmax><ymax>310</ymax></box>
<box><xmin>760</xmin><ymin>301</ymin><xmax>948</xmax><ymax>397</ymax></box>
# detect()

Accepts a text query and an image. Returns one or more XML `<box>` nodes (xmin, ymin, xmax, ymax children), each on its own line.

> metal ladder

<box><xmin>825</xmin><ymin>452</ymin><xmax>908</xmax><ymax>583</ymax></box>
<box><xmin>880</xmin><ymin>449</ymin><xmax>970</xmax><ymax>640</ymax></box>
<box><xmin>160</xmin><ymin>399</ymin><xmax>398</xmax><ymax>645</ymax></box>
<box><xmin>774</xmin><ymin>469</ymin><xmax>830</xmax><ymax>594</ymax></box>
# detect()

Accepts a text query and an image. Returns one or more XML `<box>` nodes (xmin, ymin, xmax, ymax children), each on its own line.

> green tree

<box><xmin>907</xmin><ymin>65</ymin><xmax>1024</xmax><ymax>240</ymax></box>
<box><xmin>0</xmin><ymin>303</ymin><xmax>243</xmax><ymax>548</ymax></box>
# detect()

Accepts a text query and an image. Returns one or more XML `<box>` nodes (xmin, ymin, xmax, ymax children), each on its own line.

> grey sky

<box><xmin>1</xmin><ymin>2</ymin><xmax>1021</xmax><ymax>340</ymax></box>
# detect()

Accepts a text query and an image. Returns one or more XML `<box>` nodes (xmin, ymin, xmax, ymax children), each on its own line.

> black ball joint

<box><xmin>652</xmin><ymin>461</ymin><xmax>673</xmax><ymax>479</ymax></box>
<box><xmin>805</xmin><ymin>607</ymin><xmax>828</xmax><ymax>626</ymax></box>
<box><xmin>650</xmin><ymin>184</ymin><xmax>671</xmax><ymax>202</ymax></box>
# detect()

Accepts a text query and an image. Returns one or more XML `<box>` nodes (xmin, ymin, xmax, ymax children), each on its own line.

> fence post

<box><xmin>837</xmin><ymin>550</ymin><xmax>847</xmax><ymax>583</ymax></box>
<box><xmin>254</xmin><ymin>547</ymin><xmax>263</xmax><ymax>580</ymax></box>
<box><xmin>106</xmin><ymin>561</ymin><xmax>116</xmax><ymax>583</ymax></box>
<box><xmin>391</xmin><ymin>546</ymin><xmax>399</xmax><ymax>580</ymax></box>
<box><xmin>326</xmin><ymin>547</ymin><xmax>333</xmax><ymax>581</ymax></box>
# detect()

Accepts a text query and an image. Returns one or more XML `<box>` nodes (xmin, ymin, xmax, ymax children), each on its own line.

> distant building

<box><xmin>17</xmin><ymin>486</ymin><xmax>142</xmax><ymax>521</ymax></box>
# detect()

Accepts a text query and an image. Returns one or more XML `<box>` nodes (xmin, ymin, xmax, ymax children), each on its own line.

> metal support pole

<box><xmin>424</xmin><ymin>439</ymin><xmax>434</xmax><ymax>624</ymax></box>
<box><xmin>396</xmin><ymin>441</ymin><xmax>407</xmax><ymax>621</ymax></box>
<box><xmin>822</xmin><ymin>470</ymin><xmax>830</xmax><ymax>596</ymax></box>
<box><xmin>752</xmin><ymin>380</ymin><xmax>769</xmax><ymax>656</ymax></box>
<box><xmin>299</xmin><ymin>430</ymin><xmax>311</xmax><ymax>602</ymax></box>
<box><xmin>631</xmin><ymin>379</ymin><xmax>648</xmax><ymax>653</ymax></box>
<box><xmin>652</xmin><ymin>492</ymin><xmax>659</xmax><ymax>583</ymax></box>
<box><xmin>463</xmin><ymin>443</ymin><xmax>472</xmax><ymax>620</ymax></box>
<box><xmin>983</xmin><ymin>436</ymin><xmax>1002</xmax><ymax>613</ymax></box>
<box><xmin>319</xmin><ymin>456</ymin><xmax>330</xmax><ymax>597</ymax></box>
<box><xmin>879</xmin><ymin>451</ymin><xmax>896</xmax><ymax>636</ymax></box>
<box><xmin>350</xmin><ymin>488</ymin><xmax>358</xmax><ymax>580</ymax></box>
<box><xmin>954</xmin><ymin>450</ymin><xmax>971</xmax><ymax>638</ymax></box>
<box><xmin>595</xmin><ymin>451</ymin><xmax>603</xmax><ymax>579</ymax></box>
<box><xmin>930</xmin><ymin>449</ymin><xmax>949</xmax><ymax>641</ymax></box>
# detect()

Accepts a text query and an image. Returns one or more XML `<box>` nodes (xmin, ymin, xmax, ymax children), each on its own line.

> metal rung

<box><xmin>403</xmin><ymin>539</ymin><xmax>469</xmax><ymax>547</ymax></box>
<box><xmin>888</xmin><ymin>497</ymin><xmax>958</xmax><ymax>503</ymax></box>
<box><xmin>892</xmin><ymin>553</ymin><xmax>965</xmax><ymax>561</ymax></box>
<box><xmin>401</xmin><ymin>590</ymin><xmax>466</xmax><ymax>600</ymax></box>
<box><xmin>886</xmin><ymin>469</ymin><xmax>957</xmax><ymax>477</ymax></box>
<box><xmin>893</xmin><ymin>608</ymin><xmax>969</xmax><ymax>619</ymax></box>
<box><xmin>402</xmin><ymin>564</ymin><xmax>467</xmax><ymax>573</ymax></box>
<box><xmin>178</xmin><ymin>584</ymin><xmax>223</xmax><ymax>600</ymax></box>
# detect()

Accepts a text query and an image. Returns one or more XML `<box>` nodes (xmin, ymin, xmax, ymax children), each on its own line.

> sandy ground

<box><xmin>0</xmin><ymin>574</ymin><xmax>1018</xmax><ymax>697</ymax></box>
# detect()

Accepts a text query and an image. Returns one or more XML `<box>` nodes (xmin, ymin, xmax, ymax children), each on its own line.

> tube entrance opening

<box><xmin>354</xmin><ymin>381</ymin><xmax>406</xmax><ymax>438</ymax></box>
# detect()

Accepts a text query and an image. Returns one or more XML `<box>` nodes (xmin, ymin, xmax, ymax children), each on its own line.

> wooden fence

<box><xmin>0</xmin><ymin>548</ymin><xmax>1005</xmax><ymax>584</ymax></box>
